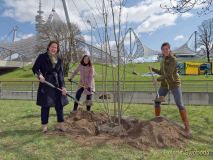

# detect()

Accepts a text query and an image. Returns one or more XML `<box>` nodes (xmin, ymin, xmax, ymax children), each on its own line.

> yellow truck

<box><xmin>185</xmin><ymin>62</ymin><xmax>201</xmax><ymax>75</ymax></box>
<box><xmin>180</xmin><ymin>61</ymin><xmax>212</xmax><ymax>75</ymax></box>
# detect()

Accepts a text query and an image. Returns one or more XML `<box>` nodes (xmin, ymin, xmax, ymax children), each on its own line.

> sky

<box><xmin>0</xmin><ymin>0</ymin><xmax>212</xmax><ymax>51</ymax></box>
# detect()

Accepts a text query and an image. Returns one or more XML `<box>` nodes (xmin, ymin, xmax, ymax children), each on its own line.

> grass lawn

<box><xmin>0</xmin><ymin>100</ymin><xmax>212</xmax><ymax>160</ymax></box>
<box><xmin>0</xmin><ymin>62</ymin><xmax>212</xmax><ymax>81</ymax></box>
<box><xmin>0</xmin><ymin>63</ymin><xmax>213</xmax><ymax>92</ymax></box>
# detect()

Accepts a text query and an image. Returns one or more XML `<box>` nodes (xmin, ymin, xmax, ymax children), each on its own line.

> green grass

<box><xmin>0</xmin><ymin>62</ymin><xmax>212</xmax><ymax>81</ymax></box>
<box><xmin>0</xmin><ymin>63</ymin><xmax>160</xmax><ymax>81</ymax></box>
<box><xmin>0</xmin><ymin>62</ymin><xmax>213</xmax><ymax>92</ymax></box>
<box><xmin>0</xmin><ymin>100</ymin><xmax>212</xmax><ymax>160</ymax></box>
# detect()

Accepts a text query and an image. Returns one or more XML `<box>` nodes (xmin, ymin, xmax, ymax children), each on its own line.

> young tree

<box><xmin>96</xmin><ymin>0</ymin><xmax>128</xmax><ymax>124</ymax></box>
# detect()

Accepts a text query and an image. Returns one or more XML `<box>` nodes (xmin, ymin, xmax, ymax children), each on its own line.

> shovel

<box><xmin>149</xmin><ymin>66</ymin><xmax>165</xmax><ymax>103</ymax></box>
<box><xmin>43</xmin><ymin>80</ymin><xmax>83</xmax><ymax>106</ymax></box>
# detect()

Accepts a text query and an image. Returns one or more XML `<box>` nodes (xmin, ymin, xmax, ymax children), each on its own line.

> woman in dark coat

<box><xmin>32</xmin><ymin>41</ymin><xmax>68</xmax><ymax>132</ymax></box>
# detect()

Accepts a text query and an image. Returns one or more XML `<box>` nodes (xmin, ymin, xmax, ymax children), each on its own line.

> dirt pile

<box><xmin>63</xmin><ymin>108</ymin><xmax>108</xmax><ymax>136</ymax></box>
<box><xmin>125</xmin><ymin>116</ymin><xmax>188</xmax><ymax>149</ymax></box>
<box><xmin>49</xmin><ymin>109</ymin><xmax>189</xmax><ymax>150</ymax></box>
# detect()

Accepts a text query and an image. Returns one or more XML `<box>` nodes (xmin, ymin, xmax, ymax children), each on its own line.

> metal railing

<box><xmin>0</xmin><ymin>80</ymin><xmax>213</xmax><ymax>99</ymax></box>
<box><xmin>0</xmin><ymin>80</ymin><xmax>213</xmax><ymax>105</ymax></box>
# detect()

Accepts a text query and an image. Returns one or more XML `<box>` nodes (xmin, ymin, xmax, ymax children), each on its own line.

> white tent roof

<box><xmin>173</xmin><ymin>44</ymin><xmax>196</xmax><ymax>55</ymax></box>
<box><xmin>143</xmin><ymin>44</ymin><xmax>160</xmax><ymax>57</ymax></box>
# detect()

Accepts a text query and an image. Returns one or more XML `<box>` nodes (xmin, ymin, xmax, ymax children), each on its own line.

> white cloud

<box><xmin>20</xmin><ymin>33</ymin><xmax>34</xmax><ymax>39</ymax></box>
<box><xmin>121</xmin><ymin>0</ymin><xmax>164</xmax><ymax>24</ymax></box>
<box><xmin>1</xmin><ymin>0</ymin><xmax>180</xmax><ymax>35</ymax></box>
<box><xmin>1</xmin><ymin>0</ymin><xmax>95</xmax><ymax>31</ymax></box>
<box><xmin>0</xmin><ymin>32</ymin><xmax>34</xmax><ymax>42</ymax></box>
<box><xmin>83</xmin><ymin>35</ymin><xmax>91</xmax><ymax>42</ymax></box>
<box><xmin>136</xmin><ymin>13</ymin><xmax>178</xmax><ymax>33</ymax></box>
<box><xmin>181</xmin><ymin>12</ymin><xmax>193</xmax><ymax>19</ymax></box>
<box><xmin>121</xmin><ymin>0</ymin><xmax>179</xmax><ymax>33</ymax></box>
<box><xmin>2</xmin><ymin>9</ymin><xmax>15</xmax><ymax>17</ymax></box>
<box><xmin>0</xmin><ymin>35</ymin><xmax>8</xmax><ymax>41</ymax></box>
<box><xmin>1</xmin><ymin>0</ymin><xmax>38</xmax><ymax>22</ymax></box>
<box><xmin>174</xmin><ymin>35</ymin><xmax>184</xmax><ymax>41</ymax></box>
<box><xmin>83</xmin><ymin>34</ymin><xmax>97</xmax><ymax>43</ymax></box>
<box><xmin>193</xmin><ymin>0</ymin><xmax>207</xmax><ymax>9</ymax></box>
<box><xmin>15</xmin><ymin>33</ymin><xmax>34</xmax><ymax>41</ymax></box>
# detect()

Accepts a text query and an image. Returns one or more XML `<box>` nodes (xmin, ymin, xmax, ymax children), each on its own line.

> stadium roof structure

<box><xmin>0</xmin><ymin>16</ymin><xmax>156</xmax><ymax>63</ymax></box>
<box><xmin>143</xmin><ymin>45</ymin><xmax>160</xmax><ymax>57</ymax></box>
<box><xmin>0</xmin><ymin>36</ymin><xmax>37</xmax><ymax>61</ymax></box>
<box><xmin>173</xmin><ymin>43</ymin><xmax>197</xmax><ymax>56</ymax></box>
<box><xmin>0</xmin><ymin>3</ymin><xmax>199</xmax><ymax>64</ymax></box>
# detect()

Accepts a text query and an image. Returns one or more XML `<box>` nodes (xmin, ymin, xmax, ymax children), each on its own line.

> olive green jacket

<box><xmin>152</xmin><ymin>55</ymin><xmax>180</xmax><ymax>89</ymax></box>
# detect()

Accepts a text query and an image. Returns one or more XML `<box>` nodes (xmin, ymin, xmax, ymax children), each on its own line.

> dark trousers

<box><xmin>73</xmin><ymin>87</ymin><xmax>92</xmax><ymax>111</ymax></box>
<box><xmin>41</xmin><ymin>106</ymin><xmax>64</xmax><ymax>125</ymax></box>
<box><xmin>41</xmin><ymin>93</ymin><xmax>64</xmax><ymax>124</ymax></box>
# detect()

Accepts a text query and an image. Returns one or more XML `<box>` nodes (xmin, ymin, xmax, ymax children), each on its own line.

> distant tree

<box><xmin>35</xmin><ymin>12</ymin><xmax>85</xmax><ymax>76</ymax></box>
<box><xmin>198</xmin><ymin>18</ymin><xmax>213</xmax><ymax>62</ymax></box>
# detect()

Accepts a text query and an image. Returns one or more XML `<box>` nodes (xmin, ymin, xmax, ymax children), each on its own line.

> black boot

<box><xmin>86</xmin><ymin>106</ymin><xmax>91</xmax><ymax>111</ymax></box>
<box><xmin>72</xmin><ymin>102</ymin><xmax>78</xmax><ymax>113</ymax></box>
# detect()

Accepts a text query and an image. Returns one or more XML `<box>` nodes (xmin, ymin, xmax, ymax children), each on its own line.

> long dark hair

<box><xmin>46</xmin><ymin>40</ymin><xmax>60</xmax><ymax>54</ymax></box>
<box><xmin>80</xmin><ymin>55</ymin><xmax>92</xmax><ymax>67</ymax></box>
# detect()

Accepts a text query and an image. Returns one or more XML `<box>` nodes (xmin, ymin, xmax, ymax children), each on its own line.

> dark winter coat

<box><xmin>32</xmin><ymin>52</ymin><xmax>68</xmax><ymax>108</ymax></box>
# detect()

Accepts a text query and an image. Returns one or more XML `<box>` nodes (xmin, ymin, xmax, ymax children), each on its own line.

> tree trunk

<box><xmin>207</xmin><ymin>50</ymin><xmax>210</xmax><ymax>63</ymax></box>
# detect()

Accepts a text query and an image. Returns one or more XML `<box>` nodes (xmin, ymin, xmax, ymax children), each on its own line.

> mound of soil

<box><xmin>48</xmin><ymin>108</ymin><xmax>189</xmax><ymax>150</ymax></box>
<box><xmin>125</xmin><ymin>117</ymin><xmax>188</xmax><ymax>149</ymax></box>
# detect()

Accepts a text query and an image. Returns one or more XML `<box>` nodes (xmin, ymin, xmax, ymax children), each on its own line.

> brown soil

<box><xmin>47</xmin><ymin>108</ymin><xmax>189</xmax><ymax>150</ymax></box>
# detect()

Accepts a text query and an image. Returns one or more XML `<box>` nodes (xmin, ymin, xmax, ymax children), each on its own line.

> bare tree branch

<box><xmin>161</xmin><ymin>0</ymin><xmax>213</xmax><ymax>15</ymax></box>
<box><xmin>36</xmin><ymin>20</ymin><xmax>85</xmax><ymax>76</ymax></box>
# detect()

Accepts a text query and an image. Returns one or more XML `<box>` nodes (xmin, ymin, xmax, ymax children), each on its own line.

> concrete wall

<box><xmin>0</xmin><ymin>90</ymin><xmax>212</xmax><ymax>105</ymax></box>
<box><xmin>0</xmin><ymin>60</ymin><xmax>31</xmax><ymax>68</ymax></box>
<box><xmin>112</xmin><ymin>91</ymin><xmax>213</xmax><ymax>105</ymax></box>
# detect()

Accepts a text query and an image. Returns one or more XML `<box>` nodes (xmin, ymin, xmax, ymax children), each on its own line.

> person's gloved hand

<box><xmin>68</xmin><ymin>78</ymin><xmax>72</xmax><ymax>82</ymax></box>
<box><xmin>148</xmin><ymin>65</ymin><xmax>153</xmax><ymax>71</ymax></box>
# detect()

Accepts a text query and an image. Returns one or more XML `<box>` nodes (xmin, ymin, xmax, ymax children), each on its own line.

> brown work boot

<box><xmin>155</xmin><ymin>107</ymin><xmax>161</xmax><ymax>117</ymax></box>
<box><xmin>55</xmin><ymin>122</ymin><xmax>66</xmax><ymax>132</ymax></box>
<box><xmin>179</xmin><ymin>109</ymin><xmax>192</xmax><ymax>137</ymax></box>
<box><xmin>42</xmin><ymin>124</ymin><xmax>48</xmax><ymax>133</ymax></box>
